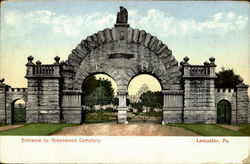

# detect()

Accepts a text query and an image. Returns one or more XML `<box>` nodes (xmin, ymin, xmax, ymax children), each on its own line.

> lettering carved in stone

<box><xmin>108</xmin><ymin>53</ymin><xmax>134</xmax><ymax>59</ymax></box>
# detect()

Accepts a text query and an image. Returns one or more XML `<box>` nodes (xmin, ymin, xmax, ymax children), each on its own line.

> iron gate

<box><xmin>82</xmin><ymin>107</ymin><xmax>118</xmax><ymax>124</ymax></box>
<box><xmin>217</xmin><ymin>100</ymin><xmax>231</xmax><ymax>124</ymax></box>
<box><xmin>14</xmin><ymin>107</ymin><xmax>26</xmax><ymax>123</ymax></box>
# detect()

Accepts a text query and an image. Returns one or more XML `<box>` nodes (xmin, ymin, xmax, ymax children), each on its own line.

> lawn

<box><xmin>84</xmin><ymin>112</ymin><xmax>117</xmax><ymax>124</ymax></box>
<box><xmin>0</xmin><ymin>123</ymin><xmax>76</xmax><ymax>136</ymax></box>
<box><xmin>168</xmin><ymin>124</ymin><xmax>250</xmax><ymax>136</ymax></box>
<box><xmin>235</xmin><ymin>124</ymin><xmax>250</xmax><ymax>136</ymax></box>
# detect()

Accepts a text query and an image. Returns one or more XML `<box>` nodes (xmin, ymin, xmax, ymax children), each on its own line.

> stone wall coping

<box><xmin>114</xmin><ymin>23</ymin><xmax>130</xmax><ymax>28</ymax></box>
<box><xmin>182</xmin><ymin>76</ymin><xmax>217</xmax><ymax>79</ymax></box>
<box><xmin>236</xmin><ymin>83</ymin><xmax>249</xmax><ymax>88</ymax></box>
<box><xmin>117</xmin><ymin>92</ymin><xmax>128</xmax><ymax>95</ymax></box>
<box><xmin>162</xmin><ymin>90</ymin><xmax>183</xmax><ymax>95</ymax></box>
<box><xmin>25</xmin><ymin>75</ymin><xmax>61</xmax><ymax>79</ymax></box>
<box><xmin>62</xmin><ymin>90</ymin><xmax>82</xmax><ymax>94</ymax></box>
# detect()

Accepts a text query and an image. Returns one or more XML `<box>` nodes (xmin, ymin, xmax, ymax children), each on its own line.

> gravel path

<box><xmin>52</xmin><ymin>122</ymin><xmax>198</xmax><ymax>136</ymax></box>
<box><xmin>0</xmin><ymin>125</ymin><xmax>23</xmax><ymax>132</ymax></box>
<box><xmin>217</xmin><ymin>124</ymin><xmax>241</xmax><ymax>131</ymax></box>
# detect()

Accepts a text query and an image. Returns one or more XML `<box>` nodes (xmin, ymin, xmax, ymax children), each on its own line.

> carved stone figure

<box><xmin>116</xmin><ymin>6</ymin><xmax>128</xmax><ymax>23</ymax></box>
<box><xmin>0</xmin><ymin>78</ymin><xmax>4</xmax><ymax>83</ymax></box>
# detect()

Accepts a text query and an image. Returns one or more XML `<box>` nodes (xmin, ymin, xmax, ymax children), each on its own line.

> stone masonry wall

<box><xmin>184</xmin><ymin>79</ymin><xmax>216</xmax><ymax>123</ymax></box>
<box><xmin>6</xmin><ymin>88</ymin><xmax>27</xmax><ymax>124</ymax></box>
<box><xmin>236</xmin><ymin>84</ymin><xmax>249</xmax><ymax>123</ymax></box>
<box><xmin>26</xmin><ymin>79</ymin><xmax>60</xmax><ymax>123</ymax></box>
<box><xmin>0</xmin><ymin>84</ymin><xmax>7</xmax><ymax>123</ymax></box>
<box><xmin>215</xmin><ymin>88</ymin><xmax>236</xmax><ymax>124</ymax></box>
<box><xmin>248</xmin><ymin>100</ymin><xmax>250</xmax><ymax>123</ymax></box>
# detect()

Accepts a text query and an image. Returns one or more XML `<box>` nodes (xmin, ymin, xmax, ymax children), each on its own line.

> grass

<box><xmin>168</xmin><ymin>124</ymin><xmax>249</xmax><ymax>136</ymax></box>
<box><xmin>85</xmin><ymin>112</ymin><xmax>117</xmax><ymax>124</ymax></box>
<box><xmin>0</xmin><ymin>123</ymin><xmax>76</xmax><ymax>136</ymax></box>
<box><xmin>235</xmin><ymin>124</ymin><xmax>250</xmax><ymax>136</ymax></box>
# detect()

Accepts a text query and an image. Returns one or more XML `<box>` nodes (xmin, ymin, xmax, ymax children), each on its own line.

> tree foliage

<box><xmin>84</xmin><ymin>86</ymin><xmax>110</xmax><ymax>107</ymax></box>
<box><xmin>82</xmin><ymin>75</ymin><xmax>115</xmax><ymax>107</ymax></box>
<box><xmin>215</xmin><ymin>67</ymin><xmax>242</xmax><ymax>88</ymax></box>
<box><xmin>139</xmin><ymin>91</ymin><xmax>162</xmax><ymax>110</ymax></box>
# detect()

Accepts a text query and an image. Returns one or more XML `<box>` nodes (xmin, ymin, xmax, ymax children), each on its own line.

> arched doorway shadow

<box><xmin>81</xmin><ymin>73</ymin><xmax>118</xmax><ymax>124</ymax></box>
<box><xmin>127</xmin><ymin>74</ymin><xmax>163</xmax><ymax>124</ymax></box>
<box><xmin>217</xmin><ymin>100</ymin><xmax>231</xmax><ymax>124</ymax></box>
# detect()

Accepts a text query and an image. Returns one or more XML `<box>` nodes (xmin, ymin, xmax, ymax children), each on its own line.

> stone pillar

<box><xmin>25</xmin><ymin>56</ymin><xmax>61</xmax><ymax>123</ymax></box>
<box><xmin>236</xmin><ymin>82</ymin><xmax>249</xmax><ymax>123</ymax></box>
<box><xmin>117</xmin><ymin>86</ymin><xmax>128</xmax><ymax>124</ymax></box>
<box><xmin>0</xmin><ymin>80</ymin><xmax>7</xmax><ymax>123</ymax></box>
<box><xmin>248</xmin><ymin>101</ymin><xmax>250</xmax><ymax>124</ymax></box>
<box><xmin>182</xmin><ymin>57</ymin><xmax>217</xmax><ymax>124</ymax></box>
<box><xmin>61</xmin><ymin>90</ymin><xmax>82</xmax><ymax>124</ymax></box>
<box><xmin>162</xmin><ymin>90</ymin><xmax>183</xmax><ymax>124</ymax></box>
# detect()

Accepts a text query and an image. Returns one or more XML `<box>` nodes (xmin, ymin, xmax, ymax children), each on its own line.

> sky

<box><xmin>0</xmin><ymin>1</ymin><xmax>249</xmax><ymax>96</ymax></box>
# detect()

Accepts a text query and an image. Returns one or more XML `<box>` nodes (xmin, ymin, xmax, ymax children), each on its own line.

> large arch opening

<box><xmin>11</xmin><ymin>99</ymin><xmax>26</xmax><ymax>124</ymax></box>
<box><xmin>81</xmin><ymin>73</ymin><xmax>118</xmax><ymax>123</ymax></box>
<box><xmin>60</xmin><ymin>22</ymin><xmax>183</xmax><ymax>124</ymax></box>
<box><xmin>127</xmin><ymin>74</ymin><xmax>163</xmax><ymax>123</ymax></box>
<box><xmin>217</xmin><ymin>100</ymin><xmax>231</xmax><ymax>124</ymax></box>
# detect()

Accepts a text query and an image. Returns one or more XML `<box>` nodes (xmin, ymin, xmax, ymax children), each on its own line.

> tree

<box><xmin>215</xmin><ymin>67</ymin><xmax>242</xmax><ymax>88</ymax></box>
<box><xmin>97</xmin><ymin>77</ymin><xmax>114</xmax><ymax>98</ymax></box>
<box><xmin>139</xmin><ymin>91</ymin><xmax>162</xmax><ymax>111</ymax></box>
<box><xmin>82</xmin><ymin>76</ymin><xmax>98</xmax><ymax>96</ymax></box>
<box><xmin>84</xmin><ymin>86</ymin><xmax>110</xmax><ymax>108</ymax></box>
<box><xmin>82</xmin><ymin>75</ymin><xmax>115</xmax><ymax>107</ymax></box>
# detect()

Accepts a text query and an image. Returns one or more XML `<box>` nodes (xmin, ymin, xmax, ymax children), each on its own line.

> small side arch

<box><xmin>10</xmin><ymin>99</ymin><xmax>26</xmax><ymax>124</ymax></box>
<box><xmin>217</xmin><ymin>99</ymin><xmax>231</xmax><ymax>124</ymax></box>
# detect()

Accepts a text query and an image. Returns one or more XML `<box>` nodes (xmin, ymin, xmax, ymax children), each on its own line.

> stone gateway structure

<box><xmin>0</xmin><ymin>7</ymin><xmax>249</xmax><ymax>124</ymax></box>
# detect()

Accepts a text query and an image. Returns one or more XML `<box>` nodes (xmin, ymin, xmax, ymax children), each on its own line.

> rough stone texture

<box><xmin>184</xmin><ymin>110</ymin><xmax>216</xmax><ymax>124</ymax></box>
<box><xmin>59</xmin><ymin>25</ymin><xmax>182</xmax><ymax>124</ymax></box>
<box><xmin>183</xmin><ymin>79</ymin><xmax>216</xmax><ymax>123</ymax></box>
<box><xmin>0</xmin><ymin>83</ymin><xmax>7</xmax><ymax>123</ymax></box>
<box><xmin>162</xmin><ymin>90</ymin><xmax>183</xmax><ymax>124</ymax></box>
<box><xmin>215</xmin><ymin>88</ymin><xmax>237</xmax><ymax>124</ymax></box>
<box><xmin>62</xmin><ymin>27</ymin><xmax>182</xmax><ymax>91</ymax></box>
<box><xmin>117</xmin><ymin>91</ymin><xmax>128</xmax><ymax>124</ymax></box>
<box><xmin>61</xmin><ymin>107</ymin><xmax>82</xmax><ymax>124</ymax></box>
<box><xmin>24</xmin><ymin>61</ymin><xmax>61</xmax><ymax>123</ymax></box>
<box><xmin>61</xmin><ymin>91</ymin><xmax>82</xmax><ymax>123</ymax></box>
<box><xmin>26</xmin><ymin>79</ymin><xmax>60</xmax><ymax>123</ymax></box>
<box><xmin>182</xmin><ymin>59</ymin><xmax>217</xmax><ymax>124</ymax></box>
<box><xmin>236</xmin><ymin>84</ymin><xmax>249</xmax><ymax>123</ymax></box>
<box><xmin>248</xmin><ymin>100</ymin><xmax>250</xmax><ymax>123</ymax></box>
<box><xmin>5</xmin><ymin>87</ymin><xmax>27</xmax><ymax>124</ymax></box>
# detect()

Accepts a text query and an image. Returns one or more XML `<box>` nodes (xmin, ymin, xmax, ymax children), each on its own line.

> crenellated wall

<box><xmin>215</xmin><ymin>88</ymin><xmax>237</xmax><ymax>124</ymax></box>
<box><xmin>0</xmin><ymin>80</ymin><xmax>28</xmax><ymax>124</ymax></box>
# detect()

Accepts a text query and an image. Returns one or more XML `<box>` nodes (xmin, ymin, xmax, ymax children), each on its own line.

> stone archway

<box><xmin>5</xmin><ymin>88</ymin><xmax>27</xmax><ymax>124</ymax></box>
<box><xmin>127</xmin><ymin>73</ymin><xmax>163</xmax><ymax>123</ymax></box>
<box><xmin>60</xmin><ymin>8</ymin><xmax>183</xmax><ymax>124</ymax></box>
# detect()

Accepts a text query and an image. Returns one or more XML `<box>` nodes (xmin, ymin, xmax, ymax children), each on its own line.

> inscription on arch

<box><xmin>108</xmin><ymin>53</ymin><xmax>135</xmax><ymax>59</ymax></box>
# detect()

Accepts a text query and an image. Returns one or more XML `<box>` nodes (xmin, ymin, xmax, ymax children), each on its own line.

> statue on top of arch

<box><xmin>116</xmin><ymin>6</ymin><xmax>128</xmax><ymax>24</ymax></box>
